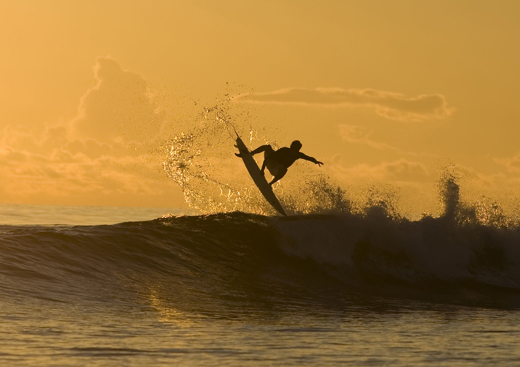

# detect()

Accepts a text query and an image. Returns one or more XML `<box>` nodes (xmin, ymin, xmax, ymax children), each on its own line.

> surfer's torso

<box><xmin>268</xmin><ymin>147</ymin><xmax>304</xmax><ymax>168</ymax></box>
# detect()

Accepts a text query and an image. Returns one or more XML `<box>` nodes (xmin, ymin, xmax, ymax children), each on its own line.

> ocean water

<box><xmin>2</xmin><ymin>203</ymin><xmax>520</xmax><ymax>366</ymax></box>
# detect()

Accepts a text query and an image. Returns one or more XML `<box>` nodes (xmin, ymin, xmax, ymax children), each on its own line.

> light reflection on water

<box><xmin>2</xmin><ymin>294</ymin><xmax>520</xmax><ymax>366</ymax></box>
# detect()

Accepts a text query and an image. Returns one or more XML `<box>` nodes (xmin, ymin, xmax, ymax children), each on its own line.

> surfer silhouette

<box><xmin>236</xmin><ymin>140</ymin><xmax>323</xmax><ymax>185</ymax></box>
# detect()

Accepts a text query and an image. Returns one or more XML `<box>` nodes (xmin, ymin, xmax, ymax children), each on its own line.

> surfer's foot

<box><xmin>235</xmin><ymin>153</ymin><xmax>242</xmax><ymax>157</ymax></box>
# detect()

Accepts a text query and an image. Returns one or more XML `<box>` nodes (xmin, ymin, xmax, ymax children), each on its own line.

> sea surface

<box><xmin>1</xmin><ymin>204</ymin><xmax>520</xmax><ymax>366</ymax></box>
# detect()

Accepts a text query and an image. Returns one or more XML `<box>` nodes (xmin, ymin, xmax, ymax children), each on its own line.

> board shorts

<box><xmin>265</xmin><ymin>160</ymin><xmax>287</xmax><ymax>177</ymax></box>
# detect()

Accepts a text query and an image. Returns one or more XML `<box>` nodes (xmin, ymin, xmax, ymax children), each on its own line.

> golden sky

<box><xmin>2</xmin><ymin>1</ymin><xmax>520</xmax><ymax>214</ymax></box>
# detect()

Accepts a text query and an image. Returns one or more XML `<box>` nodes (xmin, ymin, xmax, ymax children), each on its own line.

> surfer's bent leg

<box><xmin>237</xmin><ymin>144</ymin><xmax>272</xmax><ymax>158</ymax></box>
<box><xmin>250</xmin><ymin>145</ymin><xmax>272</xmax><ymax>156</ymax></box>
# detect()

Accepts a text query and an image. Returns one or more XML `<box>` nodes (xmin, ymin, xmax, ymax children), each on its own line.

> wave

<box><xmin>2</xmin><ymin>207</ymin><xmax>520</xmax><ymax>312</ymax></box>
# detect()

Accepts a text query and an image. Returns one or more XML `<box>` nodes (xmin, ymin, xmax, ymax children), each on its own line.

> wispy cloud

<box><xmin>0</xmin><ymin>137</ymin><xmax>168</xmax><ymax>205</ymax></box>
<box><xmin>233</xmin><ymin>87</ymin><xmax>454</xmax><ymax>122</ymax></box>
<box><xmin>338</xmin><ymin>124</ymin><xmax>399</xmax><ymax>151</ymax></box>
<box><xmin>327</xmin><ymin>155</ymin><xmax>430</xmax><ymax>183</ymax></box>
<box><xmin>494</xmin><ymin>154</ymin><xmax>520</xmax><ymax>173</ymax></box>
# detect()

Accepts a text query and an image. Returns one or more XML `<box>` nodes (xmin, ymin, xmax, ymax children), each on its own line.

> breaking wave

<box><xmin>2</xmin><ymin>182</ymin><xmax>520</xmax><ymax>312</ymax></box>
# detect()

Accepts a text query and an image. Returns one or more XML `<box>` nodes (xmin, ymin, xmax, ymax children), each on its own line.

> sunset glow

<box><xmin>2</xmin><ymin>1</ymin><xmax>520</xmax><ymax>214</ymax></box>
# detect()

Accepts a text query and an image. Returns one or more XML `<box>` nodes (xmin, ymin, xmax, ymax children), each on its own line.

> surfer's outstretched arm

<box><xmin>298</xmin><ymin>153</ymin><xmax>324</xmax><ymax>166</ymax></box>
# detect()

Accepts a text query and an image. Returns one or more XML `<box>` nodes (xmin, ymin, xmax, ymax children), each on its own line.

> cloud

<box><xmin>73</xmin><ymin>56</ymin><xmax>165</xmax><ymax>143</ymax></box>
<box><xmin>338</xmin><ymin>124</ymin><xmax>398</xmax><ymax>151</ymax></box>
<box><xmin>233</xmin><ymin>87</ymin><xmax>454</xmax><ymax>121</ymax></box>
<box><xmin>1</xmin><ymin>125</ymin><xmax>34</xmax><ymax>148</ymax></box>
<box><xmin>327</xmin><ymin>156</ymin><xmax>430</xmax><ymax>183</ymax></box>
<box><xmin>0</xmin><ymin>57</ymin><xmax>180</xmax><ymax>206</ymax></box>
<box><xmin>494</xmin><ymin>154</ymin><xmax>520</xmax><ymax>173</ymax></box>
<box><xmin>0</xmin><ymin>138</ymin><xmax>166</xmax><ymax>203</ymax></box>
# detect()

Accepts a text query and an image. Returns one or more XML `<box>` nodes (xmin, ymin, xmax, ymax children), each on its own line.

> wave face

<box><xmin>2</xmin><ymin>210</ymin><xmax>520</xmax><ymax>313</ymax></box>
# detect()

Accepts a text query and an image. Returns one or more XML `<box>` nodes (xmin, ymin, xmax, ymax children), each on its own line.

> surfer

<box><xmin>236</xmin><ymin>140</ymin><xmax>323</xmax><ymax>185</ymax></box>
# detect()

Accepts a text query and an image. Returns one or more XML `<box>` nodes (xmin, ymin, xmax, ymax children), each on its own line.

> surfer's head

<box><xmin>290</xmin><ymin>140</ymin><xmax>302</xmax><ymax>151</ymax></box>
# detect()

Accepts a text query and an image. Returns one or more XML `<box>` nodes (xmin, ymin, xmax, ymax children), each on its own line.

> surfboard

<box><xmin>235</xmin><ymin>136</ymin><xmax>287</xmax><ymax>216</ymax></box>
